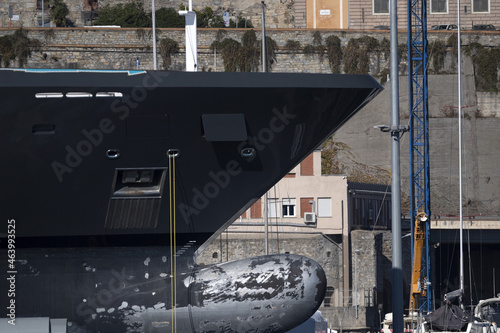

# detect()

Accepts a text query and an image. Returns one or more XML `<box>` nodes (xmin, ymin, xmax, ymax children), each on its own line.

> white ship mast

<box><xmin>179</xmin><ymin>0</ymin><xmax>198</xmax><ymax>71</ymax></box>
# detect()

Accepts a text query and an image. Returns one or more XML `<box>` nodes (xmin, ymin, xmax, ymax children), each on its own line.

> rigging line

<box><xmin>466</xmin><ymin>227</ymin><xmax>475</xmax><ymax>307</ymax></box>
<box><xmin>276</xmin><ymin>182</ymin><xmax>287</xmax><ymax>255</ymax></box>
<box><xmin>373</xmin><ymin>130</ymin><xmax>405</xmax><ymax>232</ymax></box>
<box><xmin>173</xmin><ymin>155</ymin><xmax>177</xmax><ymax>333</ymax></box>
<box><xmin>274</xmin><ymin>185</ymin><xmax>280</xmax><ymax>254</ymax></box>
<box><xmin>270</xmin><ymin>186</ymin><xmax>276</xmax><ymax>254</ymax></box>
<box><xmin>371</xmin><ymin>183</ymin><xmax>390</xmax><ymax>232</ymax></box>
<box><xmin>446</xmin><ymin>229</ymin><xmax>460</xmax><ymax>293</ymax></box>
<box><xmin>273</xmin><ymin>189</ymin><xmax>278</xmax><ymax>254</ymax></box>
<box><xmin>169</xmin><ymin>156</ymin><xmax>174</xmax><ymax>333</ymax></box>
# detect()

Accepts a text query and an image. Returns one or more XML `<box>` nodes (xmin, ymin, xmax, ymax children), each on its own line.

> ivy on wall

<box><xmin>428</xmin><ymin>40</ymin><xmax>446</xmax><ymax>73</ymax></box>
<box><xmin>2</xmin><ymin>28</ymin><xmax>497</xmax><ymax>92</ymax></box>
<box><xmin>303</xmin><ymin>31</ymin><xmax>326</xmax><ymax>63</ymax></box>
<box><xmin>321</xmin><ymin>137</ymin><xmax>391</xmax><ymax>185</ymax></box>
<box><xmin>300</xmin><ymin>32</ymin><xmax>394</xmax><ymax>82</ymax></box>
<box><xmin>159</xmin><ymin>38</ymin><xmax>179</xmax><ymax>69</ymax></box>
<box><xmin>325</xmin><ymin>35</ymin><xmax>342</xmax><ymax>73</ymax></box>
<box><xmin>464</xmin><ymin>42</ymin><xmax>500</xmax><ymax>92</ymax></box>
<box><xmin>0</xmin><ymin>29</ymin><xmax>41</xmax><ymax>67</ymax></box>
<box><xmin>211</xmin><ymin>29</ymin><xmax>276</xmax><ymax>72</ymax></box>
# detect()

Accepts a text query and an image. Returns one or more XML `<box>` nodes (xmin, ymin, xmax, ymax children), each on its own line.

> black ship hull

<box><xmin>0</xmin><ymin>69</ymin><xmax>382</xmax><ymax>332</ymax></box>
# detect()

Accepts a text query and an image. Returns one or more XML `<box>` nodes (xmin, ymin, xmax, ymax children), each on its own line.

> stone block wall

<box><xmin>2</xmin><ymin>27</ymin><xmax>499</xmax><ymax>74</ymax></box>
<box><xmin>348</xmin><ymin>229</ymin><xmax>412</xmax><ymax>330</ymax></box>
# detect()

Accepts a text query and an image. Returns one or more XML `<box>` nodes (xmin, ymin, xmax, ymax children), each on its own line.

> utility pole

<box><xmin>152</xmin><ymin>0</ymin><xmax>157</xmax><ymax>69</ymax></box>
<box><xmin>390</xmin><ymin>0</ymin><xmax>404</xmax><ymax>328</ymax></box>
<box><xmin>261</xmin><ymin>1</ymin><xmax>267</xmax><ymax>73</ymax></box>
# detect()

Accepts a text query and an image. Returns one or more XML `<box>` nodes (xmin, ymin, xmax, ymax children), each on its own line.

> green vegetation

<box><xmin>95</xmin><ymin>1</ymin><xmax>150</xmax><ymax>27</ymax></box>
<box><xmin>303</xmin><ymin>31</ymin><xmax>326</xmax><ymax>62</ymax></box>
<box><xmin>325</xmin><ymin>35</ymin><xmax>342</xmax><ymax>73</ymax></box>
<box><xmin>228</xmin><ymin>13</ymin><xmax>254</xmax><ymax>28</ymax></box>
<box><xmin>49</xmin><ymin>0</ymin><xmax>70</xmax><ymax>27</ymax></box>
<box><xmin>196</xmin><ymin>6</ymin><xmax>224</xmax><ymax>28</ymax></box>
<box><xmin>428</xmin><ymin>40</ymin><xmax>446</xmax><ymax>73</ymax></box>
<box><xmin>94</xmin><ymin>2</ymin><xmax>252</xmax><ymax>28</ymax></box>
<box><xmin>264</xmin><ymin>36</ymin><xmax>278</xmax><ymax>70</ymax></box>
<box><xmin>464</xmin><ymin>42</ymin><xmax>500</xmax><ymax>92</ymax></box>
<box><xmin>321</xmin><ymin>136</ymin><xmax>405</xmax><ymax>210</ymax></box>
<box><xmin>155</xmin><ymin>8</ymin><xmax>184</xmax><ymax>28</ymax></box>
<box><xmin>321</xmin><ymin>137</ymin><xmax>391</xmax><ymax>185</ymax></box>
<box><xmin>285</xmin><ymin>39</ymin><xmax>301</xmax><ymax>51</ymax></box>
<box><xmin>159</xmin><ymin>37</ymin><xmax>179</xmax><ymax>69</ymax></box>
<box><xmin>0</xmin><ymin>29</ymin><xmax>41</xmax><ymax>67</ymax></box>
<box><xmin>239</xmin><ymin>30</ymin><xmax>260</xmax><ymax>72</ymax></box>
<box><xmin>300</xmin><ymin>33</ymin><xmax>392</xmax><ymax>78</ymax></box>
<box><xmin>211</xmin><ymin>30</ymin><xmax>276</xmax><ymax>72</ymax></box>
<box><xmin>343</xmin><ymin>38</ymin><xmax>370</xmax><ymax>74</ymax></box>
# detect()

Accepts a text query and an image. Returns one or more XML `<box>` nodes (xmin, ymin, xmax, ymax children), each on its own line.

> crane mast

<box><xmin>408</xmin><ymin>0</ymin><xmax>432</xmax><ymax>313</ymax></box>
<box><xmin>410</xmin><ymin>212</ymin><xmax>429</xmax><ymax>312</ymax></box>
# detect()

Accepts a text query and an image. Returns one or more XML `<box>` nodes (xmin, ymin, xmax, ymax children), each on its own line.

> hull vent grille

<box><xmin>105</xmin><ymin>198</ymin><xmax>161</xmax><ymax>229</ymax></box>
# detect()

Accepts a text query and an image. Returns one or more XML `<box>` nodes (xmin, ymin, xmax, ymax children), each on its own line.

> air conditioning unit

<box><xmin>304</xmin><ymin>212</ymin><xmax>317</xmax><ymax>226</ymax></box>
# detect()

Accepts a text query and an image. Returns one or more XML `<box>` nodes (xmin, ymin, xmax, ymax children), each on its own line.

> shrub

<box><xmin>155</xmin><ymin>8</ymin><xmax>184</xmax><ymax>28</ymax></box>
<box><xmin>159</xmin><ymin>38</ymin><xmax>179</xmax><ymax>69</ymax></box>
<box><xmin>49</xmin><ymin>0</ymin><xmax>70</xmax><ymax>27</ymax></box>
<box><xmin>95</xmin><ymin>1</ymin><xmax>150</xmax><ymax>27</ymax></box>
<box><xmin>0</xmin><ymin>29</ymin><xmax>41</xmax><ymax>67</ymax></box>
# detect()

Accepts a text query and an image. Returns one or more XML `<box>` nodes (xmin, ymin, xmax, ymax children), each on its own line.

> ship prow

<box><xmin>0</xmin><ymin>69</ymin><xmax>382</xmax><ymax>332</ymax></box>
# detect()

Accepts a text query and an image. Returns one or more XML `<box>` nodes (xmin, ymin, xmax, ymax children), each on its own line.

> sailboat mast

<box><xmin>390</xmin><ymin>0</ymin><xmax>404</xmax><ymax>330</ymax></box>
<box><xmin>179</xmin><ymin>0</ymin><xmax>197</xmax><ymax>71</ymax></box>
<box><xmin>261</xmin><ymin>1</ymin><xmax>269</xmax><ymax>255</ymax></box>
<box><xmin>261</xmin><ymin>1</ymin><xmax>267</xmax><ymax>73</ymax></box>
<box><xmin>457</xmin><ymin>0</ymin><xmax>465</xmax><ymax>301</ymax></box>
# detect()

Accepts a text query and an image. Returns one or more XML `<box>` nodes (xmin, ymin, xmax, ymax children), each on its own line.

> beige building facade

<box><xmin>343</xmin><ymin>0</ymin><xmax>500</xmax><ymax>30</ymax></box>
<box><xmin>306</xmin><ymin>0</ymin><xmax>350</xmax><ymax>29</ymax></box>
<box><xmin>229</xmin><ymin>150</ymin><xmax>392</xmax><ymax>237</ymax></box>
<box><xmin>229</xmin><ymin>150</ymin><xmax>349</xmax><ymax>236</ymax></box>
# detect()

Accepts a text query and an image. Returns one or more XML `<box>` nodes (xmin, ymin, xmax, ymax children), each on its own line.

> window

<box><xmin>473</xmin><ymin>0</ymin><xmax>489</xmax><ymax>12</ymax></box>
<box><xmin>431</xmin><ymin>0</ymin><xmax>448</xmax><ymax>13</ymax></box>
<box><xmin>324</xmin><ymin>286</ymin><xmax>335</xmax><ymax>307</ymax></box>
<box><xmin>282</xmin><ymin>198</ymin><xmax>296</xmax><ymax>217</ymax></box>
<box><xmin>318</xmin><ymin>198</ymin><xmax>331</xmax><ymax>217</ymax></box>
<box><xmin>373</xmin><ymin>0</ymin><xmax>389</xmax><ymax>14</ymax></box>
<box><xmin>268</xmin><ymin>198</ymin><xmax>279</xmax><ymax>218</ymax></box>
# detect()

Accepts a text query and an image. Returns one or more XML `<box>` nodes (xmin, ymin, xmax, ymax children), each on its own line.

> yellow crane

<box><xmin>409</xmin><ymin>212</ymin><xmax>429</xmax><ymax>312</ymax></box>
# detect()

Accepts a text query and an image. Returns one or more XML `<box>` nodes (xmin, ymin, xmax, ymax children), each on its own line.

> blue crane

<box><xmin>408</xmin><ymin>0</ymin><xmax>432</xmax><ymax>313</ymax></box>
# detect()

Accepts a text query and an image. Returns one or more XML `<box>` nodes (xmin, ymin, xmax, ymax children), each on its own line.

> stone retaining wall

<box><xmin>1</xmin><ymin>27</ymin><xmax>499</xmax><ymax>74</ymax></box>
